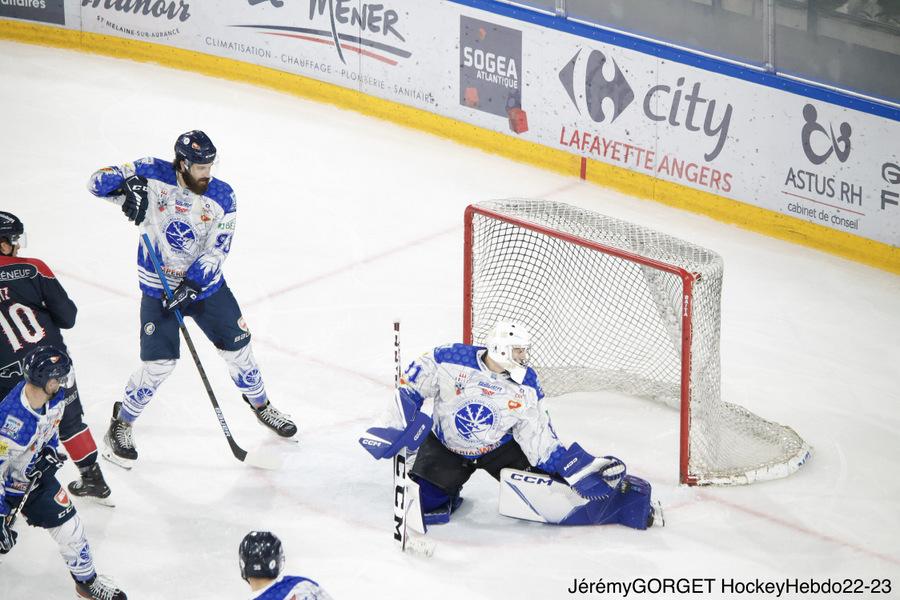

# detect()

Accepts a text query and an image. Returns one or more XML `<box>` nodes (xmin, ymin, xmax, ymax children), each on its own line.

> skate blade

<box><xmin>78</xmin><ymin>494</ymin><xmax>116</xmax><ymax>508</ymax></box>
<box><xmin>255</xmin><ymin>420</ymin><xmax>300</xmax><ymax>443</ymax></box>
<box><xmin>101</xmin><ymin>449</ymin><xmax>135</xmax><ymax>471</ymax></box>
<box><xmin>90</xmin><ymin>494</ymin><xmax>116</xmax><ymax>508</ymax></box>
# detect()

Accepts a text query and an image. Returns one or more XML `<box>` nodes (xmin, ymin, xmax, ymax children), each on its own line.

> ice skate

<box><xmin>102</xmin><ymin>402</ymin><xmax>137</xmax><ymax>469</ymax></box>
<box><xmin>74</xmin><ymin>574</ymin><xmax>127</xmax><ymax>600</ymax></box>
<box><xmin>243</xmin><ymin>395</ymin><xmax>297</xmax><ymax>438</ymax></box>
<box><xmin>68</xmin><ymin>463</ymin><xmax>114</xmax><ymax>507</ymax></box>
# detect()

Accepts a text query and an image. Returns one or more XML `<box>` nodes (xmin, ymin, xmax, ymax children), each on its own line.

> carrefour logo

<box><xmin>560</xmin><ymin>48</ymin><xmax>633</xmax><ymax>124</ymax></box>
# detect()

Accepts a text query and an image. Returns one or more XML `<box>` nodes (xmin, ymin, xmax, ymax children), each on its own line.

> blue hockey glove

<box><xmin>0</xmin><ymin>514</ymin><xmax>17</xmax><ymax>554</ymax></box>
<box><xmin>558</xmin><ymin>443</ymin><xmax>626</xmax><ymax>501</ymax></box>
<box><xmin>122</xmin><ymin>175</ymin><xmax>149</xmax><ymax>225</ymax></box>
<box><xmin>359</xmin><ymin>388</ymin><xmax>432</xmax><ymax>460</ymax></box>
<box><xmin>27</xmin><ymin>445</ymin><xmax>67</xmax><ymax>480</ymax></box>
<box><xmin>163</xmin><ymin>279</ymin><xmax>201</xmax><ymax>313</ymax></box>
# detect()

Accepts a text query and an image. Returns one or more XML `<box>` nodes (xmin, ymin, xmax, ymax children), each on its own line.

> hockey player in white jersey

<box><xmin>87</xmin><ymin>131</ymin><xmax>296</xmax><ymax>467</ymax></box>
<box><xmin>0</xmin><ymin>346</ymin><xmax>127</xmax><ymax>599</ymax></box>
<box><xmin>239</xmin><ymin>531</ymin><xmax>333</xmax><ymax>600</ymax></box>
<box><xmin>360</xmin><ymin>322</ymin><xmax>662</xmax><ymax>529</ymax></box>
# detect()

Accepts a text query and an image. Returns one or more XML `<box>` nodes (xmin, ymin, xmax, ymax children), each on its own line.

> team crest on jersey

<box><xmin>454</xmin><ymin>402</ymin><xmax>496</xmax><ymax>441</ymax></box>
<box><xmin>0</xmin><ymin>415</ymin><xmax>23</xmax><ymax>437</ymax></box>
<box><xmin>454</xmin><ymin>371</ymin><xmax>469</xmax><ymax>396</ymax></box>
<box><xmin>165</xmin><ymin>219</ymin><xmax>197</xmax><ymax>253</ymax></box>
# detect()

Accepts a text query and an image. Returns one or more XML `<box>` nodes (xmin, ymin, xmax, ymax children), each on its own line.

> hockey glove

<box><xmin>0</xmin><ymin>515</ymin><xmax>17</xmax><ymax>554</ymax></box>
<box><xmin>27</xmin><ymin>445</ymin><xmax>67</xmax><ymax>480</ymax></box>
<box><xmin>558</xmin><ymin>443</ymin><xmax>626</xmax><ymax>501</ymax></box>
<box><xmin>122</xmin><ymin>175</ymin><xmax>149</xmax><ymax>225</ymax></box>
<box><xmin>359</xmin><ymin>388</ymin><xmax>432</xmax><ymax>460</ymax></box>
<box><xmin>163</xmin><ymin>279</ymin><xmax>201</xmax><ymax>313</ymax></box>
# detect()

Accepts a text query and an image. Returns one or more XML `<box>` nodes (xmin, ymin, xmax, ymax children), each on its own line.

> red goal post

<box><xmin>463</xmin><ymin>200</ymin><xmax>810</xmax><ymax>486</ymax></box>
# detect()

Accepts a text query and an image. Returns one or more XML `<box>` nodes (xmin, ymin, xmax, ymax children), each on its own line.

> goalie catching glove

<box><xmin>359</xmin><ymin>387</ymin><xmax>432</xmax><ymax>460</ymax></box>
<box><xmin>557</xmin><ymin>442</ymin><xmax>626</xmax><ymax>500</ymax></box>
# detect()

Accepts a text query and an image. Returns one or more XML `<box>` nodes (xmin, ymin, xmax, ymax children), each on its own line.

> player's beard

<box><xmin>182</xmin><ymin>169</ymin><xmax>210</xmax><ymax>195</ymax></box>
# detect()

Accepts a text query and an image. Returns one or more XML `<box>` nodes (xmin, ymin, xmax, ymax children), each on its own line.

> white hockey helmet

<box><xmin>485</xmin><ymin>321</ymin><xmax>532</xmax><ymax>382</ymax></box>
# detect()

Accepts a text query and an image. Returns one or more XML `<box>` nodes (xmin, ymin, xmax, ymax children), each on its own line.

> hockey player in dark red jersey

<box><xmin>0</xmin><ymin>211</ymin><xmax>113</xmax><ymax>504</ymax></box>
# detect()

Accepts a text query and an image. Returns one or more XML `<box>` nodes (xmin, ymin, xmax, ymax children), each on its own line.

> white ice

<box><xmin>1</xmin><ymin>40</ymin><xmax>898</xmax><ymax>600</ymax></box>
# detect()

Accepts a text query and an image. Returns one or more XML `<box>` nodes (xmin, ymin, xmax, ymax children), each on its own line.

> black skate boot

<box><xmin>68</xmin><ymin>463</ymin><xmax>114</xmax><ymax>507</ymax></box>
<box><xmin>243</xmin><ymin>395</ymin><xmax>297</xmax><ymax>438</ymax></box>
<box><xmin>102</xmin><ymin>402</ymin><xmax>138</xmax><ymax>469</ymax></box>
<box><xmin>74</xmin><ymin>574</ymin><xmax>127</xmax><ymax>600</ymax></box>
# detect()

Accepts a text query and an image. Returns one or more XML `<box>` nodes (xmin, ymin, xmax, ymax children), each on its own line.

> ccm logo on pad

<box><xmin>510</xmin><ymin>473</ymin><xmax>553</xmax><ymax>486</ymax></box>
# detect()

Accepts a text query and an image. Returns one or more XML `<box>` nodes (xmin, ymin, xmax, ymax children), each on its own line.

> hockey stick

<box><xmin>140</xmin><ymin>234</ymin><xmax>277</xmax><ymax>470</ymax></box>
<box><xmin>391</xmin><ymin>320</ymin><xmax>435</xmax><ymax>558</ymax></box>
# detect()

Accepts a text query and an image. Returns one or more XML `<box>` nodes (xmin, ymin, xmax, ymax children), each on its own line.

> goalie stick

<box><xmin>141</xmin><ymin>233</ymin><xmax>278</xmax><ymax>470</ymax></box>
<box><xmin>392</xmin><ymin>320</ymin><xmax>435</xmax><ymax>558</ymax></box>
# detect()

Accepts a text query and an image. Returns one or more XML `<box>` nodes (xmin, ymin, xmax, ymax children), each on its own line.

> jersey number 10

<box><xmin>0</xmin><ymin>303</ymin><xmax>46</xmax><ymax>351</ymax></box>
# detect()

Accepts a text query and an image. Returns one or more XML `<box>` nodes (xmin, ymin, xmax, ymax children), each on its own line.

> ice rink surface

<box><xmin>1</xmin><ymin>40</ymin><xmax>899</xmax><ymax>599</ymax></box>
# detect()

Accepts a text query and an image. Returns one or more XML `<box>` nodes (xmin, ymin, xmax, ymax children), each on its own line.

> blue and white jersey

<box><xmin>0</xmin><ymin>381</ymin><xmax>65</xmax><ymax>515</ymax></box>
<box><xmin>250</xmin><ymin>575</ymin><xmax>332</xmax><ymax>600</ymax></box>
<box><xmin>87</xmin><ymin>157</ymin><xmax>236</xmax><ymax>300</ymax></box>
<box><xmin>403</xmin><ymin>344</ymin><xmax>563</xmax><ymax>471</ymax></box>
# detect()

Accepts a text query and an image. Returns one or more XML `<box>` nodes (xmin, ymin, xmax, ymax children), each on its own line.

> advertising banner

<box><xmin>9</xmin><ymin>0</ymin><xmax>900</xmax><ymax>247</ymax></box>
<box><xmin>0</xmin><ymin>0</ymin><xmax>65</xmax><ymax>25</ymax></box>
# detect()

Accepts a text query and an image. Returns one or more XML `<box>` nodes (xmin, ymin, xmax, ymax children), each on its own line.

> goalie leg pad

<box><xmin>499</xmin><ymin>469</ymin><xmax>655</xmax><ymax>529</ymax></box>
<box><xmin>412</xmin><ymin>475</ymin><xmax>463</xmax><ymax>525</ymax></box>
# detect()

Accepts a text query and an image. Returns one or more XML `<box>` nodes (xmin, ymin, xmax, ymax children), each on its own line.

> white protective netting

<box><xmin>466</xmin><ymin>199</ymin><xmax>810</xmax><ymax>485</ymax></box>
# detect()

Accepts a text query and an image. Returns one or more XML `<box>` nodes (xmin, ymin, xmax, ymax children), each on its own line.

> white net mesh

<box><xmin>466</xmin><ymin>199</ymin><xmax>810</xmax><ymax>485</ymax></box>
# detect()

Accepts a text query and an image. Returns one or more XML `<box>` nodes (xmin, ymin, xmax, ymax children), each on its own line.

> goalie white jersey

<box><xmin>402</xmin><ymin>343</ymin><xmax>563</xmax><ymax>471</ymax></box>
<box><xmin>87</xmin><ymin>156</ymin><xmax>236</xmax><ymax>300</ymax></box>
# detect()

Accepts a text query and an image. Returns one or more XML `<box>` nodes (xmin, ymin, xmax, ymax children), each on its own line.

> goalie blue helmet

<box><xmin>174</xmin><ymin>130</ymin><xmax>216</xmax><ymax>165</ymax></box>
<box><xmin>239</xmin><ymin>531</ymin><xmax>284</xmax><ymax>581</ymax></box>
<box><xmin>23</xmin><ymin>345</ymin><xmax>72</xmax><ymax>389</ymax></box>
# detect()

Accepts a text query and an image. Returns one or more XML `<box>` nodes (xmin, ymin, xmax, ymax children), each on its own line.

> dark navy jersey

<box><xmin>0</xmin><ymin>256</ymin><xmax>75</xmax><ymax>391</ymax></box>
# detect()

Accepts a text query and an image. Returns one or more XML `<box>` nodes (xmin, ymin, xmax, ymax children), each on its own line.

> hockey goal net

<box><xmin>464</xmin><ymin>199</ymin><xmax>810</xmax><ymax>485</ymax></box>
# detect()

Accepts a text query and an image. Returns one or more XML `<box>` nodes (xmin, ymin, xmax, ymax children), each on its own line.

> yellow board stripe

<box><xmin>2</xmin><ymin>19</ymin><xmax>897</xmax><ymax>274</ymax></box>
